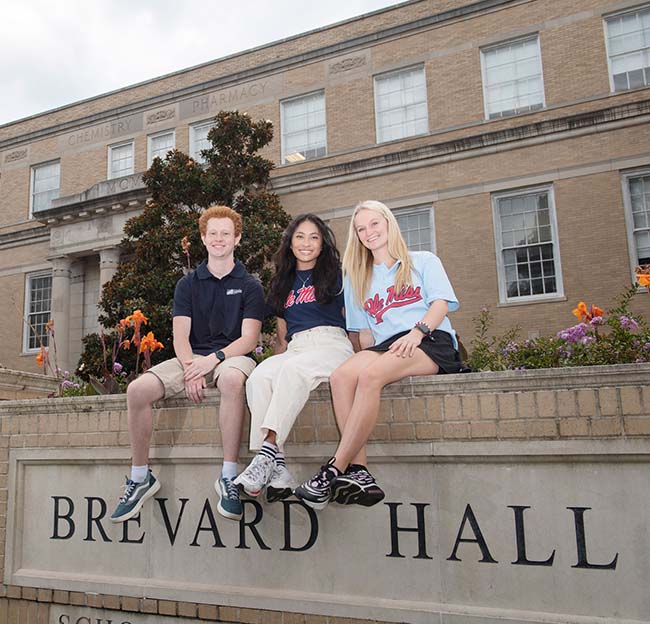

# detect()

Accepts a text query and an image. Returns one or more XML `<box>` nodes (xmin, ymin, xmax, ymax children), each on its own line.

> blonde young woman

<box><xmin>295</xmin><ymin>200</ymin><xmax>461</xmax><ymax>510</ymax></box>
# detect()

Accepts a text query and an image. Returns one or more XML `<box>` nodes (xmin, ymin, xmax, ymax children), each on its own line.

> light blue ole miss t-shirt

<box><xmin>344</xmin><ymin>251</ymin><xmax>459</xmax><ymax>347</ymax></box>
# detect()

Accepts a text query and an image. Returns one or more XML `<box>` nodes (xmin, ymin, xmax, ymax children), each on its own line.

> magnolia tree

<box><xmin>78</xmin><ymin>111</ymin><xmax>290</xmax><ymax>381</ymax></box>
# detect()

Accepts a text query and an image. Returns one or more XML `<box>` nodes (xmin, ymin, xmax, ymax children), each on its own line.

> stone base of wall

<box><xmin>0</xmin><ymin>364</ymin><xmax>649</xmax><ymax>624</ymax></box>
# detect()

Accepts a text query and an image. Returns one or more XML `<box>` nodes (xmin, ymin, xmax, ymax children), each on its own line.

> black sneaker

<box><xmin>294</xmin><ymin>459</ymin><xmax>340</xmax><ymax>510</ymax></box>
<box><xmin>331</xmin><ymin>463</ymin><xmax>385</xmax><ymax>507</ymax></box>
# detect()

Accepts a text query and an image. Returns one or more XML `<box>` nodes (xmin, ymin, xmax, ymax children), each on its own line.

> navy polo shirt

<box><xmin>172</xmin><ymin>259</ymin><xmax>264</xmax><ymax>355</ymax></box>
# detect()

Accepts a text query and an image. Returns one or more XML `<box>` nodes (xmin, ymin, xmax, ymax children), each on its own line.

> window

<box><xmin>623</xmin><ymin>171</ymin><xmax>650</xmax><ymax>272</ymax></box>
<box><xmin>374</xmin><ymin>66</ymin><xmax>428</xmax><ymax>143</ymax></box>
<box><xmin>147</xmin><ymin>130</ymin><xmax>175</xmax><ymax>166</ymax></box>
<box><xmin>605</xmin><ymin>6</ymin><xmax>650</xmax><ymax>92</ymax></box>
<box><xmin>394</xmin><ymin>206</ymin><xmax>434</xmax><ymax>252</ymax></box>
<box><xmin>481</xmin><ymin>36</ymin><xmax>544</xmax><ymax>119</ymax></box>
<box><xmin>108</xmin><ymin>141</ymin><xmax>134</xmax><ymax>179</ymax></box>
<box><xmin>190</xmin><ymin>120</ymin><xmax>215</xmax><ymax>164</ymax></box>
<box><xmin>30</xmin><ymin>161</ymin><xmax>60</xmax><ymax>215</ymax></box>
<box><xmin>281</xmin><ymin>91</ymin><xmax>327</xmax><ymax>163</ymax></box>
<box><xmin>24</xmin><ymin>272</ymin><xmax>52</xmax><ymax>351</ymax></box>
<box><xmin>493</xmin><ymin>187</ymin><xmax>562</xmax><ymax>302</ymax></box>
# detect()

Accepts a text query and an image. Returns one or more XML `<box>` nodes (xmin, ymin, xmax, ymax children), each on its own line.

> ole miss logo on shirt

<box><xmin>285</xmin><ymin>285</ymin><xmax>316</xmax><ymax>308</ymax></box>
<box><xmin>364</xmin><ymin>285</ymin><xmax>422</xmax><ymax>323</ymax></box>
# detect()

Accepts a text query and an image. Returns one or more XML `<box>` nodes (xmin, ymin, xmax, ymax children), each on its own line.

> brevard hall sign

<box><xmin>2</xmin><ymin>366</ymin><xmax>650</xmax><ymax>624</ymax></box>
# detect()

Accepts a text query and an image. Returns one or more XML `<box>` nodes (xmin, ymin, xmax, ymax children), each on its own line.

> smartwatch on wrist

<box><xmin>414</xmin><ymin>322</ymin><xmax>432</xmax><ymax>337</ymax></box>
<box><xmin>215</xmin><ymin>350</ymin><xmax>226</xmax><ymax>363</ymax></box>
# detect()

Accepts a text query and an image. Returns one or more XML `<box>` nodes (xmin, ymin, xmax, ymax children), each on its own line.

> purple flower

<box><xmin>580</xmin><ymin>335</ymin><xmax>595</xmax><ymax>345</ymax></box>
<box><xmin>113</xmin><ymin>362</ymin><xmax>123</xmax><ymax>374</ymax></box>
<box><xmin>255</xmin><ymin>346</ymin><xmax>263</xmax><ymax>355</ymax></box>
<box><xmin>636</xmin><ymin>358</ymin><xmax>646</xmax><ymax>364</ymax></box>
<box><xmin>619</xmin><ymin>315</ymin><xmax>639</xmax><ymax>331</ymax></box>
<box><xmin>643</xmin><ymin>343</ymin><xmax>650</xmax><ymax>351</ymax></box>
<box><xmin>557</xmin><ymin>323</ymin><xmax>590</xmax><ymax>344</ymax></box>
<box><xmin>61</xmin><ymin>380</ymin><xmax>74</xmax><ymax>389</ymax></box>
<box><xmin>589</xmin><ymin>316</ymin><xmax>603</xmax><ymax>327</ymax></box>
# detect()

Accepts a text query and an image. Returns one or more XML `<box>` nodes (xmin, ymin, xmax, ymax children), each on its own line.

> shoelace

<box><xmin>120</xmin><ymin>479</ymin><xmax>137</xmax><ymax>503</ymax></box>
<box><xmin>222</xmin><ymin>477</ymin><xmax>239</xmax><ymax>498</ymax></box>
<box><xmin>309</xmin><ymin>466</ymin><xmax>335</xmax><ymax>489</ymax></box>
<box><xmin>245</xmin><ymin>455</ymin><xmax>273</xmax><ymax>482</ymax></box>
<box><xmin>347</xmin><ymin>467</ymin><xmax>375</xmax><ymax>485</ymax></box>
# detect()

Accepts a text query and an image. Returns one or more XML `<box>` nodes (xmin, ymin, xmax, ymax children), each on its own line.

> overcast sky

<box><xmin>0</xmin><ymin>0</ymin><xmax>405</xmax><ymax>126</ymax></box>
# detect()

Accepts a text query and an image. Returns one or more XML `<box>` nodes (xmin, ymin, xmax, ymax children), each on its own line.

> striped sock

<box><xmin>275</xmin><ymin>451</ymin><xmax>286</xmax><ymax>467</ymax></box>
<box><xmin>259</xmin><ymin>441</ymin><xmax>278</xmax><ymax>461</ymax></box>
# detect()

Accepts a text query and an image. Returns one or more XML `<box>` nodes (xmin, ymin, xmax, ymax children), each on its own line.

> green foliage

<box><xmin>467</xmin><ymin>284</ymin><xmax>650</xmax><ymax>371</ymax></box>
<box><xmin>78</xmin><ymin>111</ymin><xmax>290</xmax><ymax>380</ymax></box>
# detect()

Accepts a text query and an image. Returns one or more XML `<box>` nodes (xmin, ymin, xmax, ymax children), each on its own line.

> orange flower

<box><xmin>139</xmin><ymin>331</ymin><xmax>164</xmax><ymax>354</ymax></box>
<box><xmin>122</xmin><ymin>339</ymin><xmax>131</xmax><ymax>350</ymax></box>
<box><xmin>572</xmin><ymin>301</ymin><xmax>588</xmax><ymax>321</ymax></box>
<box><xmin>45</xmin><ymin>319</ymin><xmax>54</xmax><ymax>332</ymax></box>
<box><xmin>639</xmin><ymin>274</ymin><xmax>650</xmax><ymax>287</ymax></box>
<box><xmin>572</xmin><ymin>301</ymin><xmax>603</xmax><ymax>322</ymax></box>
<box><xmin>181</xmin><ymin>236</ymin><xmax>191</xmax><ymax>254</ymax></box>
<box><xmin>35</xmin><ymin>347</ymin><xmax>48</xmax><ymax>367</ymax></box>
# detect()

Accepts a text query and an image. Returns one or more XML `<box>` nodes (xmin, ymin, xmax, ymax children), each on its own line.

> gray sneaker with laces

<box><xmin>234</xmin><ymin>453</ymin><xmax>275</xmax><ymax>497</ymax></box>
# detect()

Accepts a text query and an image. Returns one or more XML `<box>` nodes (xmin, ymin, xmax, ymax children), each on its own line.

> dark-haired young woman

<box><xmin>235</xmin><ymin>214</ymin><xmax>353</xmax><ymax>501</ymax></box>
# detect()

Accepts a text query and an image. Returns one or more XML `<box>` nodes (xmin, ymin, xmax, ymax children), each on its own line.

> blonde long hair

<box><xmin>342</xmin><ymin>200</ymin><xmax>414</xmax><ymax>307</ymax></box>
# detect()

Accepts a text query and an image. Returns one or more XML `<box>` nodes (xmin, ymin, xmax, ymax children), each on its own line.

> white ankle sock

<box><xmin>221</xmin><ymin>461</ymin><xmax>238</xmax><ymax>480</ymax></box>
<box><xmin>131</xmin><ymin>465</ymin><xmax>149</xmax><ymax>483</ymax></box>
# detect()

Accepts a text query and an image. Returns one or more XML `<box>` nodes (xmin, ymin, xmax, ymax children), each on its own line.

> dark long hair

<box><xmin>267</xmin><ymin>214</ymin><xmax>341</xmax><ymax>314</ymax></box>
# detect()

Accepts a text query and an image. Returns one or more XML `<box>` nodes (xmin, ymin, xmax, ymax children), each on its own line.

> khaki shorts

<box><xmin>146</xmin><ymin>354</ymin><xmax>257</xmax><ymax>399</ymax></box>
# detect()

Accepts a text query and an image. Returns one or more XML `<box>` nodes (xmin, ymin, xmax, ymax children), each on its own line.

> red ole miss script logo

<box><xmin>364</xmin><ymin>285</ymin><xmax>422</xmax><ymax>323</ymax></box>
<box><xmin>285</xmin><ymin>285</ymin><xmax>316</xmax><ymax>308</ymax></box>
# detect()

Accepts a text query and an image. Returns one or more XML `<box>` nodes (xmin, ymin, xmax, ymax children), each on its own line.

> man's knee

<box><xmin>127</xmin><ymin>373</ymin><xmax>163</xmax><ymax>407</ymax></box>
<box><xmin>216</xmin><ymin>367</ymin><xmax>246</xmax><ymax>396</ymax></box>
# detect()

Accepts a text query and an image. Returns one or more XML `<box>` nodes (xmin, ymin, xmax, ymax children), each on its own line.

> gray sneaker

<box><xmin>267</xmin><ymin>463</ymin><xmax>296</xmax><ymax>503</ymax></box>
<box><xmin>110</xmin><ymin>471</ymin><xmax>161</xmax><ymax>523</ymax></box>
<box><xmin>234</xmin><ymin>454</ymin><xmax>275</xmax><ymax>497</ymax></box>
<box><xmin>215</xmin><ymin>476</ymin><xmax>243</xmax><ymax>521</ymax></box>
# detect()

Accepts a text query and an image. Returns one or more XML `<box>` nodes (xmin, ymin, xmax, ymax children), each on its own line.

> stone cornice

<box><xmin>0</xmin><ymin>0</ymin><xmax>519</xmax><ymax>150</ymax></box>
<box><xmin>271</xmin><ymin>99</ymin><xmax>650</xmax><ymax>193</ymax></box>
<box><xmin>37</xmin><ymin>173</ymin><xmax>148</xmax><ymax>226</ymax></box>
<box><xmin>1</xmin><ymin>363</ymin><xmax>648</xmax><ymax>413</ymax></box>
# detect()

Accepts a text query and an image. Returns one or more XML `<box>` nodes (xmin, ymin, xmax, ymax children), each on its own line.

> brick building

<box><xmin>1</xmin><ymin>0</ymin><xmax>649</xmax><ymax>374</ymax></box>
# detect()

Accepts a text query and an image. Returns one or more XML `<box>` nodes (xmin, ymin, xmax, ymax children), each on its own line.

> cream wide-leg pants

<box><xmin>246</xmin><ymin>326</ymin><xmax>354</xmax><ymax>450</ymax></box>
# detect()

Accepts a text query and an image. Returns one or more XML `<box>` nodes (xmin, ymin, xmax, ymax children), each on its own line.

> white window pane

<box><xmin>31</xmin><ymin>162</ymin><xmax>60</xmax><ymax>214</ymax></box>
<box><xmin>607</xmin><ymin>7</ymin><xmax>650</xmax><ymax>92</ymax></box>
<box><xmin>375</xmin><ymin>67</ymin><xmax>428</xmax><ymax>143</ymax></box>
<box><xmin>282</xmin><ymin>92</ymin><xmax>326</xmax><ymax>163</ymax></box>
<box><xmin>482</xmin><ymin>37</ymin><xmax>543</xmax><ymax>117</ymax></box>
<box><xmin>26</xmin><ymin>273</ymin><xmax>52</xmax><ymax>349</ymax></box>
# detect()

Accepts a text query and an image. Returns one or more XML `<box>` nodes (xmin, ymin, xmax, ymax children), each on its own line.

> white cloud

<box><xmin>0</xmin><ymin>0</ymin><xmax>402</xmax><ymax>125</ymax></box>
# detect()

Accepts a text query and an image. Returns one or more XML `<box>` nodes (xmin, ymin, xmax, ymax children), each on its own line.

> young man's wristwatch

<box><xmin>414</xmin><ymin>321</ymin><xmax>432</xmax><ymax>337</ymax></box>
<box><xmin>215</xmin><ymin>350</ymin><xmax>226</xmax><ymax>362</ymax></box>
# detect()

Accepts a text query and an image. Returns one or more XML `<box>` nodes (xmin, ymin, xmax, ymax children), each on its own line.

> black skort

<box><xmin>364</xmin><ymin>329</ymin><xmax>462</xmax><ymax>374</ymax></box>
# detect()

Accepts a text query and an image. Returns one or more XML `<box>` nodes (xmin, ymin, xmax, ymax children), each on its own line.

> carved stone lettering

<box><xmin>329</xmin><ymin>56</ymin><xmax>367</xmax><ymax>74</ymax></box>
<box><xmin>4</xmin><ymin>149</ymin><xmax>28</xmax><ymax>163</ymax></box>
<box><xmin>146</xmin><ymin>108</ymin><xmax>175</xmax><ymax>125</ymax></box>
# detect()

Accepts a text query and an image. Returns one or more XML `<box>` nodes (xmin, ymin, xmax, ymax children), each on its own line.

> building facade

<box><xmin>1</xmin><ymin>0</ymin><xmax>649</xmax><ymax>374</ymax></box>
